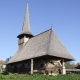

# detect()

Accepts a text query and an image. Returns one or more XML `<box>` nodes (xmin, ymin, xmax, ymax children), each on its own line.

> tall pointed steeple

<box><xmin>17</xmin><ymin>2</ymin><xmax>33</xmax><ymax>38</ymax></box>
<box><xmin>17</xmin><ymin>2</ymin><xmax>33</xmax><ymax>50</ymax></box>
<box><xmin>22</xmin><ymin>2</ymin><xmax>31</xmax><ymax>34</ymax></box>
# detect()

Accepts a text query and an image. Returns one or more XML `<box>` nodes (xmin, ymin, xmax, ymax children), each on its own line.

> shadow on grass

<box><xmin>1</xmin><ymin>71</ymin><xmax>9</xmax><ymax>75</ymax></box>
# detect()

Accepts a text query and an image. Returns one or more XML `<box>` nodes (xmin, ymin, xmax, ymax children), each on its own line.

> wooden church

<box><xmin>7</xmin><ymin>2</ymin><xmax>75</xmax><ymax>75</ymax></box>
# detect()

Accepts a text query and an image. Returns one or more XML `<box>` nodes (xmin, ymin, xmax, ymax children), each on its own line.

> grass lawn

<box><xmin>0</xmin><ymin>73</ymin><xmax>80</xmax><ymax>80</ymax></box>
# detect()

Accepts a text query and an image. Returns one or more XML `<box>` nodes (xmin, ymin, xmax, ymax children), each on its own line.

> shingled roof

<box><xmin>17</xmin><ymin>2</ymin><xmax>33</xmax><ymax>38</ymax></box>
<box><xmin>8</xmin><ymin>29</ymin><xmax>74</xmax><ymax>64</ymax></box>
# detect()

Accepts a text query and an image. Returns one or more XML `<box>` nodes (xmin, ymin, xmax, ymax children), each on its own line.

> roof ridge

<box><xmin>34</xmin><ymin>28</ymin><xmax>52</xmax><ymax>37</ymax></box>
<box><xmin>24</xmin><ymin>29</ymin><xmax>52</xmax><ymax>40</ymax></box>
<box><xmin>46</xmin><ymin>29</ymin><xmax>53</xmax><ymax>55</ymax></box>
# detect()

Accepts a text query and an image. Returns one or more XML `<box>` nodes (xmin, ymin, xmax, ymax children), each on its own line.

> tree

<box><xmin>5</xmin><ymin>56</ymin><xmax>12</xmax><ymax>63</ymax></box>
<box><xmin>65</xmin><ymin>61</ymin><xmax>75</xmax><ymax>69</ymax></box>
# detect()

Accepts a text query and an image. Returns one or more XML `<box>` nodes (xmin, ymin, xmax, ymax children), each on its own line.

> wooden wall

<box><xmin>9</xmin><ymin>56</ymin><xmax>63</xmax><ymax>75</ymax></box>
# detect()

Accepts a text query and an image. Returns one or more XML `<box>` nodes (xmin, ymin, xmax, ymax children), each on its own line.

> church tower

<box><xmin>17</xmin><ymin>2</ymin><xmax>33</xmax><ymax>50</ymax></box>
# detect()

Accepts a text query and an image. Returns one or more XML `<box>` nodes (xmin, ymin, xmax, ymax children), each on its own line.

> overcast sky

<box><xmin>0</xmin><ymin>0</ymin><xmax>80</xmax><ymax>64</ymax></box>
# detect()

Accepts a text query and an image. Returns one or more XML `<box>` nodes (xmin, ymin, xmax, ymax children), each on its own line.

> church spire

<box><xmin>17</xmin><ymin>2</ymin><xmax>33</xmax><ymax>38</ymax></box>
<box><xmin>22</xmin><ymin>2</ymin><xmax>30</xmax><ymax>33</ymax></box>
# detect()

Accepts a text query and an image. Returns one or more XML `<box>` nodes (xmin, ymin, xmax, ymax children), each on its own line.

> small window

<box><xmin>40</xmin><ymin>63</ymin><xmax>44</xmax><ymax>67</ymax></box>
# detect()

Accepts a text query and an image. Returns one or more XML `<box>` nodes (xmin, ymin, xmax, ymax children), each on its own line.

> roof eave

<box><xmin>17</xmin><ymin>33</ymin><xmax>34</xmax><ymax>38</ymax></box>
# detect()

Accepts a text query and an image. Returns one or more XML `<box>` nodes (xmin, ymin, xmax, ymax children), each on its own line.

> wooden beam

<box><xmin>31</xmin><ymin>59</ymin><xmax>33</xmax><ymax>74</ymax></box>
<box><xmin>62</xmin><ymin>59</ymin><xmax>66</xmax><ymax>75</ymax></box>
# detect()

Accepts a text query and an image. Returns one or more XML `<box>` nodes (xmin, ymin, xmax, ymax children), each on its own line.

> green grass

<box><xmin>0</xmin><ymin>73</ymin><xmax>80</xmax><ymax>80</ymax></box>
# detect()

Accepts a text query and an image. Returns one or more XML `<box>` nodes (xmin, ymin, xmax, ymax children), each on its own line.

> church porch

<box><xmin>7</xmin><ymin>55</ymin><xmax>67</xmax><ymax>75</ymax></box>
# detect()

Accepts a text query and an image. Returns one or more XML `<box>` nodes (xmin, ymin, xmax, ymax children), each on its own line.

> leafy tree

<box><xmin>65</xmin><ymin>61</ymin><xmax>75</xmax><ymax>69</ymax></box>
<box><xmin>5</xmin><ymin>56</ymin><xmax>12</xmax><ymax>63</ymax></box>
<box><xmin>5</xmin><ymin>56</ymin><xmax>12</xmax><ymax>72</ymax></box>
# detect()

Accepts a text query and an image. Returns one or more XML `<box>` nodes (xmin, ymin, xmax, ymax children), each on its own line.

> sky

<box><xmin>0</xmin><ymin>0</ymin><xmax>80</xmax><ymax>64</ymax></box>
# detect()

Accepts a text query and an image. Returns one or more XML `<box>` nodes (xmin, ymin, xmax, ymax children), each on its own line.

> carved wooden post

<box><xmin>62</xmin><ymin>59</ymin><xmax>66</xmax><ymax>75</ymax></box>
<box><xmin>31</xmin><ymin>59</ymin><xmax>33</xmax><ymax>74</ymax></box>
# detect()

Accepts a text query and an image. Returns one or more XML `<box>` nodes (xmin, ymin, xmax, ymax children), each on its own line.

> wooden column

<box><xmin>62</xmin><ymin>59</ymin><xmax>66</xmax><ymax>75</ymax></box>
<box><xmin>31</xmin><ymin>59</ymin><xmax>33</xmax><ymax>74</ymax></box>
